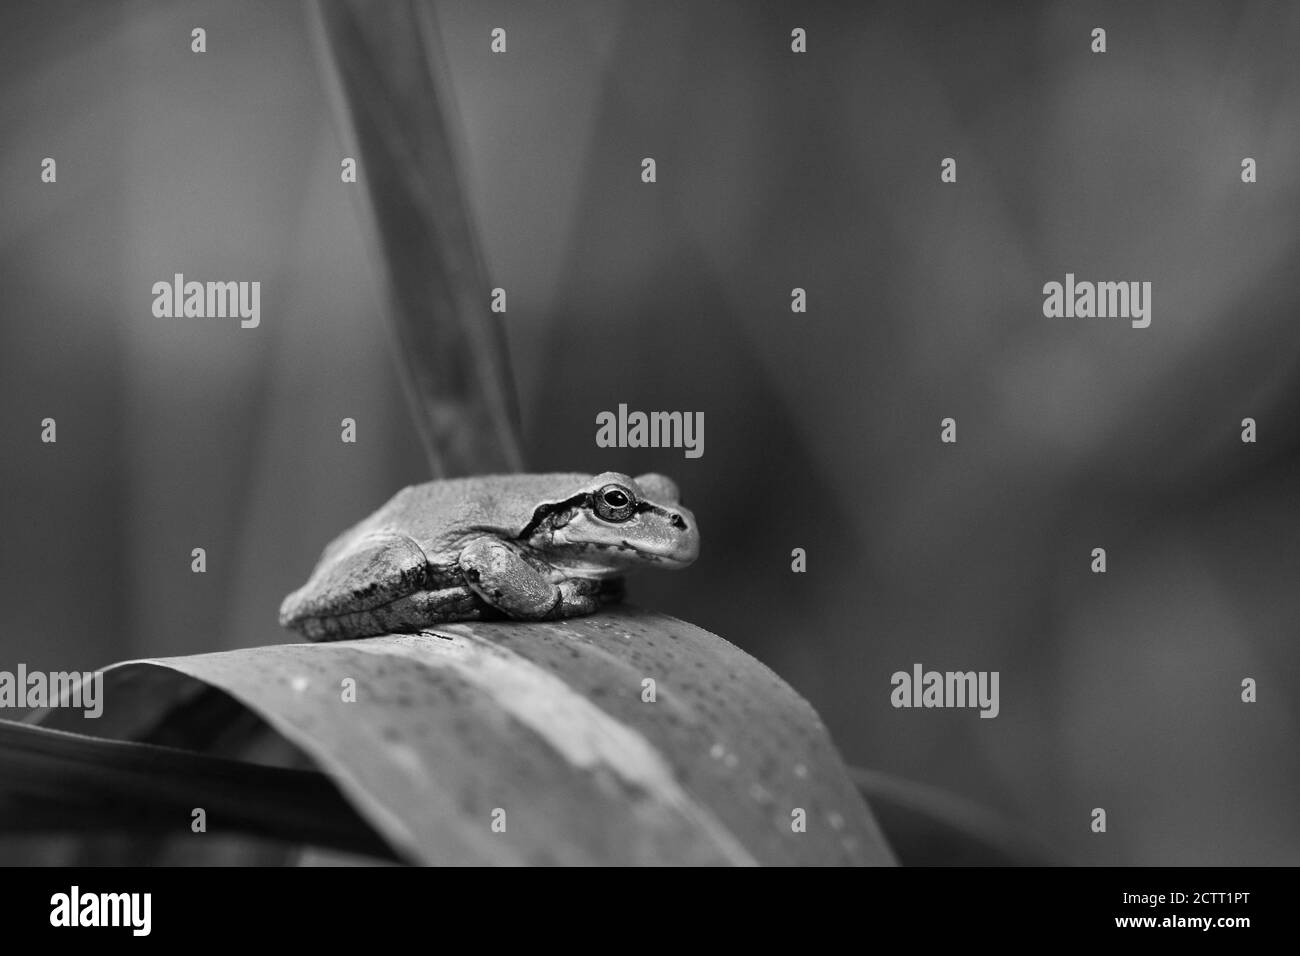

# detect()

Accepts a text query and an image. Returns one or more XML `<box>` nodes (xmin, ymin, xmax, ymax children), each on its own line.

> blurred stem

<box><xmin>308</xmin><ymin>0</ymin><xmax>525</xmax><ymax>477</ymax></box>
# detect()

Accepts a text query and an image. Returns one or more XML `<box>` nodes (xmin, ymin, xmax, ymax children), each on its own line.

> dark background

<box><xmin>2</xmin><ymin>0</ymin><xmax>1298</xmax><ymax>865</ymax></box>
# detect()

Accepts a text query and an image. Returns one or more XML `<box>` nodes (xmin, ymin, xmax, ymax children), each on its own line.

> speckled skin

<box><xmin>279</xmin><ymin>473</ymin><xmax>698</xmax><ymax>641</ymax></box>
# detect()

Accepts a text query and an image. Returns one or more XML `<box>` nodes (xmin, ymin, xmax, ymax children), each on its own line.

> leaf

<box><xmin>33</xmin><ymin>608</ymin><xmax>895</xmax><ymax>866</ymax></box>
<box><xmin>851</xmin><ymin>767</ymin><xmax>1055</xmax><ymax>866</ymax></box>
<box><xmin>0</xmin><ymin>718</ymin><xmax>396</xmax><ymax>862</ymax></box>
<box><xmin>307</xmin><ymin>0</ymin><xmax>525</xmax><ymax>477</ymax></box>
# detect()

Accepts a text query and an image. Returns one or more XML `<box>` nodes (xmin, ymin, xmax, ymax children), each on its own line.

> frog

<box><xmin>279</xmin><ymin>472</ymin><xmax>699</xmax><ymax>641</ymax></box>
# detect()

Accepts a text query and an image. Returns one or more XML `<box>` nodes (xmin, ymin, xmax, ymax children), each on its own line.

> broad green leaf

<box><xmin>35</xmin><ymin>608</ymin><xmax>894</xmax><ymax>866</ymax></box>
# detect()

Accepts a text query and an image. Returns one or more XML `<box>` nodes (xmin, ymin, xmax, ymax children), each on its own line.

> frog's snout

<box><xmin>645</xmin><ymin>503</ymin><xmax>699</xmax><ymax>568</ymax></box>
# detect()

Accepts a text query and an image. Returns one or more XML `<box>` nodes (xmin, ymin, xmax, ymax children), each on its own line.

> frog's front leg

<box><xmin>458</xmin><ymin>537</ymin><xmax>564</xmax><ymax>618</ymax></box>
<box><xmin>458</xmin><ymin>537</ymin><xmax>613</xmax><ymax>620</ymax></box>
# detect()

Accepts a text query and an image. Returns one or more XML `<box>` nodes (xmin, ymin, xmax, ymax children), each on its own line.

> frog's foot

<box><xmin>542</xmin><ymin>576</ymin><xmax>623</xmax><ymax>620</ymax></box>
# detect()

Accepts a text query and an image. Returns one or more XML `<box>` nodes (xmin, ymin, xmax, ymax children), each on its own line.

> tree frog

<box><xmin>279</xmin><ymin>472</ymin><xmax>699</xmax><ymax>641</ymax></box>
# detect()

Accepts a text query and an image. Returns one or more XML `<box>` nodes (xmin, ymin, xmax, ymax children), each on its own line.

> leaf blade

<box><xmin>35</xmin><ymin>609</ymin><xmax>894</xmax><ymax>866</ymax></box>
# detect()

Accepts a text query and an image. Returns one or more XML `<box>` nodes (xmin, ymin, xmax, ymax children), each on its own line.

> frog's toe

<box><xmin>541</xmin><ymin>578</ymin><xmax>611</xmax><ymax>620</ymax></box>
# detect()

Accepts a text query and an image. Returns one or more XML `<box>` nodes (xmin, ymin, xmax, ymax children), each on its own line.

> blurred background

<box><xmin>2</xmin><ymin>0</ymin><xmax>1298</xmax><ymax>865</ymax></box>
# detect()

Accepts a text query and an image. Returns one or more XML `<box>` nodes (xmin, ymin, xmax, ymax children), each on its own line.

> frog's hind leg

<box><xmin>308</xmin><ymin>586</ymin><xmax>483</xmax><ymax>641</ymax></box>
<box><xmin>280</xmin><ymin>532</ymin><xmax>433</xmax><ymax>640</ymax></box>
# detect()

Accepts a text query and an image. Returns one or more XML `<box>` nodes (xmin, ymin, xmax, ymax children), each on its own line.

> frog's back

<box><xmin>362</xmin><ymin>473</ymin><xmax>591</xmax><ymax>553</ymax></box>
<box><xmin>279</xmin><ymin>474</ymin><xmax>591</xmax><ymax>638</ymax></box>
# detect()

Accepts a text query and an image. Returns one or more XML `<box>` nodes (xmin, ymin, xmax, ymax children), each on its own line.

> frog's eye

<box><xmin>593</xmin><ymin>483</ymin><xmax>636</xmax><ymax>522</ymax></box>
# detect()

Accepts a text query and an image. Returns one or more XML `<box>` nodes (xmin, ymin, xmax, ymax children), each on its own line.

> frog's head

<box><xmin>524</xmin><ymin>472</ymin><xmax>699</xmax><ymax>573</ymax></box>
